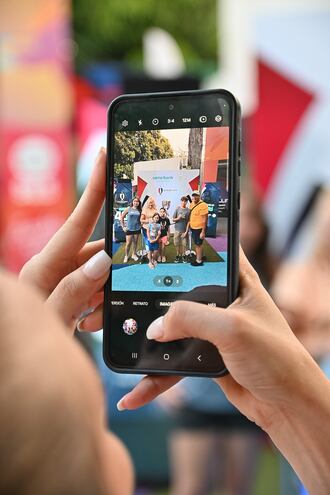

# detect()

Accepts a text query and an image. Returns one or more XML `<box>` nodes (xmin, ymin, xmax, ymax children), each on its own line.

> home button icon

<box><xmin>163</xmin><ymin>353</ymin><xmax>170</xmax><ymax>361</ymax></box>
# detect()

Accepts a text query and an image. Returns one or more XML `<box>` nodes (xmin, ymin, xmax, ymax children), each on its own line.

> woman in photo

<box><xmin>141</xmin><ymin>196</ymin><xmax>158</xmax><ymax>246</ymax></box>
<box><xmin>146</xmin><ymin>212</ymin><xmax>161</xmax><ymax>269</ymax></box>
<box><xmin>158</xmin><ymin>207</ymin><xmax>171</xmax><ymax>262</ymax></box>
<box><xmin>120</xmin><ymin>196</ymin><xmax>142</xmax><ymax>263</ymax></box>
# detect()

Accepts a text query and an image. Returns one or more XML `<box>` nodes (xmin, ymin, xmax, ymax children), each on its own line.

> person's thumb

<box><xmin>47</xmin><ymin>250</ymin><xmax>111</xmax><ymax>330</ymax></box>
<box><xmin>146</xmin><ymin>300</ymin><xmax>240</xmax><ymax>352</ymax></box>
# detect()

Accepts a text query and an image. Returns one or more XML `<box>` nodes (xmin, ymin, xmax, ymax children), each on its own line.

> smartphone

<box><xmin>103</xmin><ymin>89</ymin><xmax>240</xmax><ymax>377</ymax></box>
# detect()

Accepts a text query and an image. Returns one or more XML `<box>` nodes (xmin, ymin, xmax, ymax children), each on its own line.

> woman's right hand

<box><xmin>119</xmin><ymin>249</ymin><xmax>330</xmax><ymax>495</ymax></box>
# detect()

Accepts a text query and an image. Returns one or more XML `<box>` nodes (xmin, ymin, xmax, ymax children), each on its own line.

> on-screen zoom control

<box><xmin>153</xmin><ymin>275</ymin><xmax>183</xmax><ymax>287</ymax></box>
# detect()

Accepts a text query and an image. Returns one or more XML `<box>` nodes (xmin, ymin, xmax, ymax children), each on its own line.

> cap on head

<box><xmin>191</xmin><ymin>190</ymin><xmax>200</xmax><ymax>197</ymax></box>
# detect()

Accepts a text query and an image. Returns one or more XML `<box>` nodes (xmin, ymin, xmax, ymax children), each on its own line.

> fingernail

<box><xmin>146</xmin><ymin>316</ymin><xmax>164</xmax><ymax>340</ymax></box>
<box><xmin>76</xmin><ymin>319</ymin><xmax>85</xmax><ymax>332</ymax></box>
<box><xmin>100</xmin><ymin>146</ymin><xmax>106</xmax><ymax>155</ymax></box>
<box><xmin>117</xmin><ymin>398</ymin><xmax>126</xmax><ymax>411</ymax></box>
<box><xmin>83</xmin><ymin>250</ymin><xmax>112</xmax><ymax>280</ymax></box>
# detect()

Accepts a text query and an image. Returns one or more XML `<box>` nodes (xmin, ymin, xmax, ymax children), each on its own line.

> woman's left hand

<box><xmin>19</xmin><ymin>148</ymin><xmax>111</xmax><ymax>334</ymax></box>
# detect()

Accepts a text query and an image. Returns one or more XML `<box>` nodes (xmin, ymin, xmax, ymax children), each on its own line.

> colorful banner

<box><xmin>0</xmin><ymin>0</ymin><xmax>73</xmax><ymax>271</ymax></box>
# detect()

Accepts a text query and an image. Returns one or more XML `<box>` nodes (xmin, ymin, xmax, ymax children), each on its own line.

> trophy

<box><xmin>162</xmin><ymin>199</ymin><xmax>171</xmax><ymax>211</ymax></box>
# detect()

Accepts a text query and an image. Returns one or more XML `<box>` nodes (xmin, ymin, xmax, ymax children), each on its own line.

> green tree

<box><xmin>114</xmin><ymin>130</ymin><xmax>174</xmax><ymax>179</ymax></box>
<box><xmin>72</xmin><ymin>0</ymin><xmax>217</xmax><ymax>75</ymax></box>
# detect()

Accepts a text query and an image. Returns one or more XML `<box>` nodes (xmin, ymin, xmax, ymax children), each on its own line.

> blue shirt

<box><xmin>126</xmin><ymin>207</ymin><xmax>141</xmax><ymax>231</ymax></box>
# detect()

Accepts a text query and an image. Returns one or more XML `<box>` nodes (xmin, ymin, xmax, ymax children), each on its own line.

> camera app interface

<box><xmin>106</xmin><ymin>95</ymin><xmax>232</xmax><ymax>372</ymax></box>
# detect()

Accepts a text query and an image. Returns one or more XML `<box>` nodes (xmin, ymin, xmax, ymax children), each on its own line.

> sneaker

<box><xmin>162</xmin><ymin>256</ymin><xmax>166</xmax><ymax>263</ymax></box>
<box><xmin>191</xmin><ymin>260</ymin><xmax>204</xmax><ymax>266</ymax></box>
<box><xmin>182</xmin><ymin>255</ymin><xmax>187</xmax><ymax>263</ymax></box>
<box><xmin>174</xmin><ymin>255</ymin><xmax>180</xmax><ymax>263</ymax></box>
<box><xmin>131</xmin><ymin>254</ymin><xmax>138</xmax><ymax>261</ymax></box>
<box><xmin>148</xmin><ymin>262</ymin><xmax>154</xmax><ymax>269</ymax></box>
<box><xmin>123</xmin><ymin>256</ymin><xmax>128</xmax><ymax>263</ymax></box>
<box><xmin>153</xmin><ymin>260</ymin><xmax>158</xmax><ymax>267</ymax></box>
<box><xmin>157</xmin><ymin>256</ymin><xmax>162</xmax><ymax>262</ymax></box>
<box><xmin>178</xmin><ymin>255</ymin><xmax>183</xmax><ymax>263</ymax></box>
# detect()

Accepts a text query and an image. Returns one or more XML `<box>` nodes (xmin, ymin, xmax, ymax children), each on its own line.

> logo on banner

<box><xmin>158</xmin><ymin>187</ymin><xmax>164</xmax><ymax>195</ymax></box>
<box><xmin>120</xmin><ymin>192</ymin><xmax>125</xmax><ymax>200</ymax></box>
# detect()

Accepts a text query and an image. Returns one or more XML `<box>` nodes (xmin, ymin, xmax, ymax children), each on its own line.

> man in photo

<box><xmin>173</xmin><ymin>196</ymin><xmax>190</xmax><ymax>263</ymax></box>
<box><xmin>158</xmin><ymin>207</ymin><xmax>171</xmax><ymax>262</ymax></box>
<box><xmin>186</xmin><ymin>190</ymin><xmax>209</xmax><ymax>267</ymax></box>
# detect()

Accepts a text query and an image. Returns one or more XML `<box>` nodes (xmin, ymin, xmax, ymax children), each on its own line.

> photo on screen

<box><xmin>111</xmin><ymin>126</ymin><xmax>229</xmax><ymax>292</ymax></box>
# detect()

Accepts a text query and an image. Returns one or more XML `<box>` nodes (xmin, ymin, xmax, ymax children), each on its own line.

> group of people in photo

<box><xmin>119</xmin><ymin>191</ymin><xmax>209</xmax><ymax>269</ymax></box>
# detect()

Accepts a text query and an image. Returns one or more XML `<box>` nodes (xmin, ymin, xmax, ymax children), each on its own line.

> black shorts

<box><xmin>173</xmin><ymin>407</ymin><xmax>263</xmax><ymax>433</ymax></box>
<box><xmin>126</xmin><ymin>229</ymin><xmax>141</xmax><ymax>236</ymax></box>
<box><xmin>191</xmin><ymin>228</ymin><xmax>203</xmax><ymax>246</ymax></box>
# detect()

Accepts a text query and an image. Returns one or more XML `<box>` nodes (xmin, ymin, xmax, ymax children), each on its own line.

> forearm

<box><xmin>267</xmin><ymin>364</ymin><xmax>330</xmax><ymax>494</ymax></box>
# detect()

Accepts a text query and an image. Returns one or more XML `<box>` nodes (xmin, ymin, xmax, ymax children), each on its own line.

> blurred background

<box><xmin>1</xmin><ymin>1</ymin><xmax>330</xmax><ymax>494</ymax></box>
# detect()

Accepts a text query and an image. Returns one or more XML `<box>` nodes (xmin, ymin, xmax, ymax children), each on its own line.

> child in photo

<box><xmin>158</xmin><ymin>207</ymin><xmax>171</xmax><ymax>262</ymax></box>
<box><xmin>173</xmin><ymin>196</ymin><xmax>190</xmax><ymax>263</ymax></box>
<box><xmin>146</xmin><ymin>212</ymin><xmax>161</xmax><ymax>269</ymax></box>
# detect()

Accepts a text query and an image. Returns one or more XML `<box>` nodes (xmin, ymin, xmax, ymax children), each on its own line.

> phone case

<box><xmin>103</xmin><ymin>88</ymin><xmax>241</xmax><ymax>377</ymax></box>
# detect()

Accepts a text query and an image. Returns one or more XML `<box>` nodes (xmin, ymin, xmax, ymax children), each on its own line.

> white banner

<box><xmin>137</xmin><ymin>169</ymin><xmax>199</xmax><ymax>229</ymax></box>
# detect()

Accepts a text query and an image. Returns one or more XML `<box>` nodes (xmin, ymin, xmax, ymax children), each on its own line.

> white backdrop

<box><xmin>137</xmin><ymin>168</ymin><xmax>199</xmax><ymax>229</ymax></box>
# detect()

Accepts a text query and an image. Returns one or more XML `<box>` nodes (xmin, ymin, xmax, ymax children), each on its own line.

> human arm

<box><xmin>117</xmin><ymin>249</ymin><xmax>330</xmax><ymax>495</ymax></box>
<box><xmin>182</xmin><ymin>221</ymin><xmax>190</xmax><ymax>237</ymax></box>
<box><xmin>200</xmin><ymin>213</ymin><xmax>208</xmax><ymax>239</ymax></box>
<box><xmin>172</xmin><ymin>208</ymin><xmax>181</xmax><ymax>222</ymax></box>
<box><xmin>120</xmin><ymin>208</ymin><xmax>129</xmax><ymax>231</ymax></box>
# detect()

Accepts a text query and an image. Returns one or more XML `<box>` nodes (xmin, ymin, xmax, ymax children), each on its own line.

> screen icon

<box><xmin>167</xmin><ymin>118</ymin><xmax>175</xmax><ymax>124</ymax></box>
<box><xmin>163</xmin><ymin>353</ymin><xmax>170</xmax><ymax>361</ymax></box>
<box><xmin>215</xmin><ymin>115</ymin><xmax>222</xmax><ymax>123</ymax></box>
<box><xmin>122</xmin><ymin>318</ymin><xmax>138</xmax><ymax>335</ymax></box>
<box><xmin>121</xmin><ymin>120</ymin><xmax>128</xmax><ymax>127</ymax></box>
<box><xmin>173</xmin><ymin>276</ymin><xmax>183</xmax><ymax>287</ymax></box>
<box><xmin>154</xmin><ymin>276</ymin><xmax>163</xmax><ymax>287</ymax></box>
<box><xmin>164</xmin><ymin>276</ymin><xmax>173</xmax><ymax>287</ymax></box>
<box><xmin>132</xmin><ymin>352</ymin><xmax>138</xmax><ymax>359</ymax></box>
<box><xmin>138</xmin><ymin>119</ymin><xmax>143</xmax><ymax>126</ymax></box>
<box><xmin>182</xmin><ymin>117</ymin><xmax>191</xmax><ymax>123</ymax></box>
<box><xmin>199</xmin><ymin>116</ymin><xmax>207</xmax><ymax>123</ymax></box>
<box><xmin>152</xmin><ymin>118</ymin><xmax>159</xmax><ymax>125</ymax></box>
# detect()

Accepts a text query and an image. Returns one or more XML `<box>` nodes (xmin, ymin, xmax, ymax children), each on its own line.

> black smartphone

<box><xmin>103</xmin><ymin>89</ymin><xmax>240</xmax><ymax>377</ymax></box>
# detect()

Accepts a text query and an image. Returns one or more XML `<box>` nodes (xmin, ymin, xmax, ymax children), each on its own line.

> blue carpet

<box><xmin>112</xmin><ymin>252</ymin><xmax>227</xmax><ymax>292</ymax></box>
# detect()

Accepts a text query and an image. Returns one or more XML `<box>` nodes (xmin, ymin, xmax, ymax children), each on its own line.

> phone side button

<box><xmin>237</xmin><ymin>191</ymin><xmax>240</xmax><ymax>210</ymax></box>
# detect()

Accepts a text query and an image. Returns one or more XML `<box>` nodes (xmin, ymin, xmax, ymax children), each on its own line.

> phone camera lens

<box><xmin>169</xmin><ymin>104</ymin><xmax>174</xmax><ymax>110</ymax></box>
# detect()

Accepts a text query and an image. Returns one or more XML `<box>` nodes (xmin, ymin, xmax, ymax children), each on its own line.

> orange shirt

<box><xmin>189</xmin><ymin>200</ymin><xmax>208</xmax><ymax>229</ymax></box>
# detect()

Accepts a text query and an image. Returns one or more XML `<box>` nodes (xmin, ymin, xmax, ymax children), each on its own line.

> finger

<box><xmin>88</xmin><ymin>290</ymin><xmax>104</xmax><ymax>310</ymax></box>
<box><xmin>20</xmin><ymin>150</ymin><xmax>107</xmax><ymax>294</ymax></box>
<box><xmin>146</xmin><ymin>300</ymin><xmax>238</xmax><ymax>352</ymax></box>
<box><xmin>47</xmin><ymin>250</ymin><xmax>111</xmax><ymax>330</ymax></box>
<box><xmin>43</xmin><ymin>148</ymin><xmax>106</xmax><ymax>257</ymax></box>
<box><xmin>215</xmin><ymin>374</ymin><xmax>260</xmax><ymax>424</ymax></box>
<box><xmin>76</xmin><ymin>239</ymin><xmax>105</xmax><ymax>267</ymax></box>
<box><xmin>117</xmin><ymin>375</ymin><xmax>182</xmax><ymax>411</ymax></box>
<box><xmin>78</xmin><ymin>304</ymin><xmax>104</xmax><ymax>332</ymax></box>
<box><xmin>238</xmin><ymin>246</ymin><xmax>260</xmax><ymax>289</ymax></box>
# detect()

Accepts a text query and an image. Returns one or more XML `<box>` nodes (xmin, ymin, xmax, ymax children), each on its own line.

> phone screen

<box><xmin>104</xmin><ymin>91</ymin><xmax>240</xmax><ymax>375</ymax></box>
